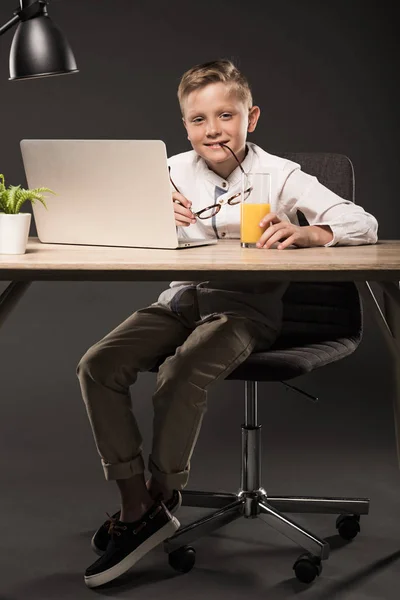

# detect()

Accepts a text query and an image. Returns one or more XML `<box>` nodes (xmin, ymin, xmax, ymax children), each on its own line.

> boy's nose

<box><xmin>205</xmin><ymin>120</ymin><xmax>221</xmax><ymax>137</ymax></box>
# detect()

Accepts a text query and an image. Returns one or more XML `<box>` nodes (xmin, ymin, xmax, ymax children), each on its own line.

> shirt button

<box><xmin>222</xmin><ymin>181</ymin><xmax>227</xmax><ymax>188</ymax></box>
<box><xmin>220</xmin><ymin>232</ymin><xmax>226</xmax><ymax>237</ymax></box>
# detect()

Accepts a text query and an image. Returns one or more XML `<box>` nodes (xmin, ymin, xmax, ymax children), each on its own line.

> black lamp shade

<box><xmin>9</xmin><ymin>14</ymin><xmax>78</xmax><ymax>80</ymax></box>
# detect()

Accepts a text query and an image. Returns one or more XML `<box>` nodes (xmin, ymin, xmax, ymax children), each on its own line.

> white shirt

<box><xmin>158</xmin><ymin>143</ymin><xmax>378</xmax><ymax>329</ymax></box>
<box><xmin>166</xmin><ymin>143</ymin><xmax>378</xmax><ymax>283</ymax></box>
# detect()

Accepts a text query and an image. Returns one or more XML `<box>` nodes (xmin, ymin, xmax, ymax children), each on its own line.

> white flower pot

<box><xmin>0</xmin><ymin>213</ymin><xmax>31</xmax><ymax>255</ymax></box>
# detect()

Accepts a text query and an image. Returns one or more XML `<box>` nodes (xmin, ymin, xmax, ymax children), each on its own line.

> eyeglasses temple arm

<box><xmin>168</xmin><ymin>166</ymin><xmax>181</xmax><ymax>194</ymax></box>
<box><xmin>218</xmin><ymin>143</ymin><xmax>246</xmax><ymax>175</ymax></box>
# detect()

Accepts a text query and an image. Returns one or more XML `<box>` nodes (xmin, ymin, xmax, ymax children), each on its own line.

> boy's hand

<box><xmin>256</xmin><ymin>213</ymin><xmax>333</xmax><ymax>249</ymax></box>
<box><xmin>172</xmin><ymin>192</ymin><xmax>197</xmax><ymax>227</ymax></box>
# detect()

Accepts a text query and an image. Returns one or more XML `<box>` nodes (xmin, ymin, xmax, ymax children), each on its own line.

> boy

<box><xmin>78</xmin><ymin>59</ymin><xmax>378</xmax><ymax>588</ymax></box>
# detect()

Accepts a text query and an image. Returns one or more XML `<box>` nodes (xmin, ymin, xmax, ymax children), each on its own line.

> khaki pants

<box><xmin>77</xmin><ymin>289</ymin><xmax>278</xmax><ymax>490</ymax></box>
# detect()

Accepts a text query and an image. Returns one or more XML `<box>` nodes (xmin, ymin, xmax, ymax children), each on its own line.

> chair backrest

<box><xmin>273</xmin><ymin>281</ymin><xmax>362</xmax><ymax>350</ymax></box>
<box><xmin>271</xmin><ymin>153</ymin><xmax>362</xmax><ymax>350</ymax></box>
<box><xmin>281</xmin><ymin>152</ymin><xmax>355</xmax><ymax>202</ymax></box>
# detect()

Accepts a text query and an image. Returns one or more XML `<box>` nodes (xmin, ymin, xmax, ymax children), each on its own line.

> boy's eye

<box><xmin>191</xmin><ymin>113</ymin><xmax>232</xmax><ymax>123</ymax></box>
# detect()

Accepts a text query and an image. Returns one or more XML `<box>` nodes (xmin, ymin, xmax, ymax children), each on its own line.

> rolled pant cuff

<box><xmin>102</xmin><ymin>453</ymin><xmax>145</xmax><ymax>481</ymax></box>
<box><xmin>148</xmin><ymin>456</ymin><xmax>189</xmax><ymax>490</ymax></box>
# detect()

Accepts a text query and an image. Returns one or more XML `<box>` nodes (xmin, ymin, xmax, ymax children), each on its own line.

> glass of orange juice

<box><xmin>240</xmin><ymin>172</ymin><xmax>271</xmax><ymax>248</ymax></box>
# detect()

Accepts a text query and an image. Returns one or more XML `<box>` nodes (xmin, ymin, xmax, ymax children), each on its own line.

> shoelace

<box><xmin>106</xmin><ymin>503</ymin><xmax>163</xmax><ymax>537</ymax></box>
<box><xmin>107</xmin><ymin>513</ymin><xmax>126</xmax><ymax>537</ymax></box>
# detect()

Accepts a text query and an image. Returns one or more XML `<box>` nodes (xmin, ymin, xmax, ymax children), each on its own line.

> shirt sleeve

<box><xmin>279</xmin><ymin>168</ymin><xmax>378</xmax><ymax>246</ymax></box>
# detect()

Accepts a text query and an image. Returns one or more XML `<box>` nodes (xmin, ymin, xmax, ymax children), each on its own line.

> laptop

<box><xmin>20</xmin><ymin>139</ymin><xmax>218</xmax><ymax>249</ymax></box>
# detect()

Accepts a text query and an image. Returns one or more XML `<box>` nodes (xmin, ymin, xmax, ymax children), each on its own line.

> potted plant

<box><xmin>0</xmin><ymin>174</ymin><xmax>55</xmax><ymax>255</ymax></box>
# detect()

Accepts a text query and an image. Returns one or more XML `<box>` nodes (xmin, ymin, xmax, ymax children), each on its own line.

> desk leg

<box><xmin>0</xmin><ymin>281</ymin><xmax>32</xmax><ymax>329</ymax></box>
<box><xmin>356</xmin><ymin>281</ymin><xmax>400</xmax><ymax>467</ymax></box>
<box><xmin>382</xmin><ymin>282</ymin><xmax>400</xmax><ymax>467</ymax></box>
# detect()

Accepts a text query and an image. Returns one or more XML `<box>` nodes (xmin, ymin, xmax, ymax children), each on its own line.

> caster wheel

<box><xmin>336</xmin><ymin>514</ymin><xmax>360</xmax><ymax>541</ymax></box>
<box><xmin>293</xmin><ymin>553</ymin><xmax>322</xmax><ymax>584</ymax></box>
<box><xmin>168</xmin><ymin>545</ymin><xmax>196</xmax><ymax>573</ymax></box>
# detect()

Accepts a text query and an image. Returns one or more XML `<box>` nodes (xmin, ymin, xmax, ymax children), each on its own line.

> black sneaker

<box><xmin>91</xmin><ymin>490</ymin><xmax>182</xmax><ymax>556</ymax></box>
<box><xmin>84</xmin><ymin>501</ymin><xmax>180</xmax><ymax>588</ymax></box>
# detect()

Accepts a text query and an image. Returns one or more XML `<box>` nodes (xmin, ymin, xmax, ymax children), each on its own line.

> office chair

<box><xmin>163</xmin><ymin>153</ymin><xmax>369</xmax><ymax>584</ymax></box>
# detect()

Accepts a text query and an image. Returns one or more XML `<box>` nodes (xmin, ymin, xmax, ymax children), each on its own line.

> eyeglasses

<box><xmin>169</xmin><ymin>143</ymin><xmax>253</xmax><ymax>219</ymax></box>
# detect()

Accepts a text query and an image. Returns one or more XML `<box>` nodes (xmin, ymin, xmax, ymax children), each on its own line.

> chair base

<box><xmin>164</xmin><ymin>488</ymin><xmax>370</xmax><ymax>562</ymax></box>
<box><xmin>164</xmin><ymin>382</ymin><xmax>370</xmax><ymax>581</ymax></box>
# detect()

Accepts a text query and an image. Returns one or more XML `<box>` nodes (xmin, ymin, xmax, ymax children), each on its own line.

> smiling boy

<box><xmin>78</xmin><ymin>59</ymin><xmax>378</xmax><ymax>588</ymax></box>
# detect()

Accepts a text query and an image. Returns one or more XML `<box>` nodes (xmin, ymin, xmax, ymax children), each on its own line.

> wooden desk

<box><xmin>0</xmin><ymin>238</ymin><xmax>399</xmax><ymax>282</ymax></box>
<box><xmin>1</xmin><ymin>237</ymin><xmax>400</xmax><ymax>462</ymax></box>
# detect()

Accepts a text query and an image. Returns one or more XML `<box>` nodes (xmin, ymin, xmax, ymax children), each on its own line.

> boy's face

<box><xmin>182</xmin><ymin>82</ymin><xmax>260</xmax><ymax>178</ymax></box>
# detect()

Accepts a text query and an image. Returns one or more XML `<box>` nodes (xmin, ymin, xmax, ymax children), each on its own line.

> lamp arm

<box><xmin>0</xmin><ymin>1</ymin><xmax>48</xmax><ymax>37</ymax></box>
<box><xmin>0</xmin><ymin>15</ymin><xmax>20</xmax><ymax>36</ymax></box>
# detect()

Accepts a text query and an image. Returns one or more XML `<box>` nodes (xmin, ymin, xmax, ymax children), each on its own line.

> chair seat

<box><xmin>226</xmin><ymin>336</ymin><xmax>359</xmax><ymax>381</ymax></box>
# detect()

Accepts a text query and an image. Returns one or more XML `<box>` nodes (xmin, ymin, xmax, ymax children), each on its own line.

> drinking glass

<box><xmin>240</xmin><ymin>172</ymin><xmax>271</xmax><ymax>248</ymax></box>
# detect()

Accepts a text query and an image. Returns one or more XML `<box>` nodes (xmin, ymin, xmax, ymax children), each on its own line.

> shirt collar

<box><xmin>195</xmin><ymin>143</ymin><xmax>255</xmax><ymax>189</ymax></box>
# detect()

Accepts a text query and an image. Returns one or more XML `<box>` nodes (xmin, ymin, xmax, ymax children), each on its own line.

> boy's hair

<box><xmin>178</xmin><ymin>59</ymin><xmax>253</xmax><ymax>114</ymax></box>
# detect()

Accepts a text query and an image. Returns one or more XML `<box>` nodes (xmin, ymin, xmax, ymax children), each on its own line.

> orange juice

<box><xmin>241</xmin><ymin>203</ymin><xmax>270</xmax><ymax>245</ymax></box>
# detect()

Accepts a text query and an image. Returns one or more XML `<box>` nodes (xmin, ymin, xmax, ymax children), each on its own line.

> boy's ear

<box><xmin>248</xmin><ymin>106</ymin><xmax>261</xmax><ymax>133</ymax></box>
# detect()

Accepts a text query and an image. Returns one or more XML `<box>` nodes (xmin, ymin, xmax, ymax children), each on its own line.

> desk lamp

<box><xmin>0</xmin><ymin>0</ymin><xmax>78</xmax><ymax>80</ymax></box>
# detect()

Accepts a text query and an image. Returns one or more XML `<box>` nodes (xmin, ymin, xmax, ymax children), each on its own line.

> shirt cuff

<box><xmin>311</xmin><ymin>222</ymin><xmax>340</xmax><ymax>247</ymax></box>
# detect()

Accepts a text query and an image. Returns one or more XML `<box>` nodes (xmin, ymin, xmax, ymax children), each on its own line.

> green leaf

<box><xmin>15</xmin><ymin>190</ymin><xmax>49</xmax><ymax>214</ymax></box>
<box><xmin>31</xmin><ymin>187</ymin><xmax>55</xmax><ymax>195</ymax></box>
<box><xmin>0</xmin><ymin>192</ymin><xmax>8</xmax><ymax>213</ymax></box>
<box><xmin>0</xmin><ymin>178</ymin><xmax>55</xmax><ymax>214</ymax></box>
<box><xmin>6</xmin><ymin>185</ymin><xmax>22</xmax><ymax>213</ymax></box>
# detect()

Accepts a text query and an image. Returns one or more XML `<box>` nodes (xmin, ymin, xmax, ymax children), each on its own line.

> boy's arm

<box><xmin>256</xmin><ymin>167</ymin><xmax>378</xmax><ymax>250</ymax></box>
<box><xmin>256</xmin><ymin>216</ymin><xmax>334</xmax><ymax>250</ymax></box>
<box><xmin>277</xmin><ymin>168</ymin><xmax>378</xmax><ymax>247</ymax></box>
<box><xmin>306</xmin><ymin>224</ymin><xmax>334</xmax><ymax>246</ymax></box>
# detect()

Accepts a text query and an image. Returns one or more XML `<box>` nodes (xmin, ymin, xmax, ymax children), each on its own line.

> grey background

<box><xmin>0</xmin><ymin>1</ymin><xmax>399</xmax><ymax>598</ymax></box>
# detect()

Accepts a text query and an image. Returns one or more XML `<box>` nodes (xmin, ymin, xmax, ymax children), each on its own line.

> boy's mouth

<box><xmin>204</xmin><ymin>141</ymin><xmax>229</xmax><ymax>149</ymax></box>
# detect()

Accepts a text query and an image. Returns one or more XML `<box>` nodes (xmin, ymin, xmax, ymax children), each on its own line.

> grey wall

<box><xmin>1</xmin><ymin>0</ymin><xmax>399</xmax><ymax>237</ymax></box>
<box><xmin>0</xmin><ymin>0</ymin><xmax>399</xmax><ymax>515</ymax></box>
